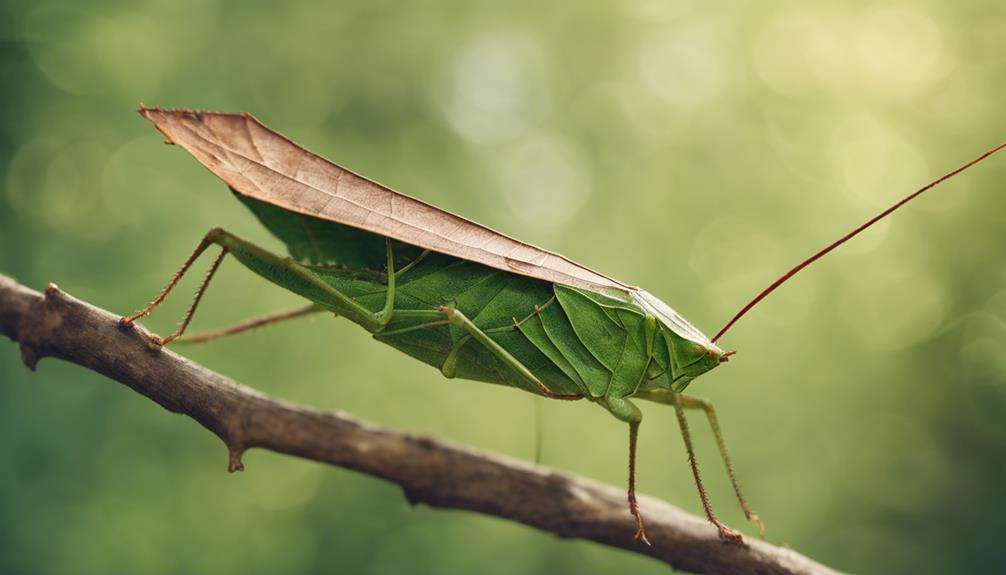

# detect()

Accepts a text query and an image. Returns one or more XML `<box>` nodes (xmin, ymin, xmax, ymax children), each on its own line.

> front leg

<box><xmin>635</xmin><ymin>388</ymin><xmax>750</xmax><ymax>543</ymax></box>
<box><xmin>675</xmin><ymin>393</ymin><xmax>764</xmax><ymax>539</ymax></box>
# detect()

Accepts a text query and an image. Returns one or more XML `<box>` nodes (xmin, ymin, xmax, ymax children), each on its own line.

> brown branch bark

<box><xmin>0</xmin><ymin>273</ymin><xmax>841</xmax><ymax>575</ymax></box>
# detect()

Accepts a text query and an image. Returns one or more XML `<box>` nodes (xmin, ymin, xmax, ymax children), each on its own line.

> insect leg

<box><xmin>673</xmin><ymin>398</ymin><xmax>743</xmax><ymax>544</ymax></box>
<box><xmin>207</xmin><ymin>228</ymin><xmax>390</xmax><ymax>332</ymax></box>
<box><xmin>157</xmin><ymin>247</ymin><xmax>228</xmax><ymax>345</ymax></box>
<box><xmin>121</xmin><ymin>233</ymin><xmax>230</xmax><ymax>345</ymax></box>
<box><xmin>176</xmin><ymin>303</ymin><xmax>326</xmax><ymax>344</ymax></box>
<box><xmin>124</xmin><ymin>228</ymin><xmax>388</xmax><ymax>343</ymax></box>
<box><xmin>635</xmin><ymin>389</ymin><xmax>761</xmax><ymax>539</ymax></box>
<box><xmin>533</xmin><ymin>396</ymin><xmax>543</xmax><ymax>465</ymax></box>
<box><xmin>439</xmin><ymin>334</ymin><xmax>472</xmax><ymax>378</ymax></box>
<box><xmin>437</xmin><ymin>306</ymin><xmax>582</xmax><ymax>401</ymax></box>
<box><xmin>120</xmin><ymin>228</ymin><xmax>223</xmax><ymax>329</ymax></box>
<box><xmin>676</xmin><ymin>394</ymin><xmax>764</xmax><ymax>539</ymax></box>
<box><xmin>373</xmin><ymin>238</ymin><xmax>396</xmax><ymax>328</ymax></box>
<box><xmin>394</xmin><ymin>249</ymin><xmax>430</xmax><ymax>278</ymax></box>
<box><xmin>604</xmin><ymin>396</ymin><xmax>649</xmax><ymax>545</ymax></box>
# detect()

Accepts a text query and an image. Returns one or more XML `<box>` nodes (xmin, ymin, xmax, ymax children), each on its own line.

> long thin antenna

<box><xmin>712</xmin><ymin>140</ymin><xmax>1006</xmax><ymax>344</ymax></box>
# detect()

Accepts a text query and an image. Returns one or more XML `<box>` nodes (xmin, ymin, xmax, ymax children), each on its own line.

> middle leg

<box><xmin>605</xmin><ymin>395</ymin><xmax>650</xmax><ymax>545</ymax></box>
<box><xmin>438</xmin><ymin>306</ymin><xmax>582</xmax><ymax>401</ymax></box>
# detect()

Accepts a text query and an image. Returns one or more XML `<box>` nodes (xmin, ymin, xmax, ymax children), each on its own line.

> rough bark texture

<box><xmin>0</xmin><ymin>273</ymin><xmax>841</xmax><ymax>575</ymax></box>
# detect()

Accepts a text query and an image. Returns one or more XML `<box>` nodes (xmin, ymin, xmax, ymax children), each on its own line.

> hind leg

<box><xmin>121</xmin><ymin>228</ymin><xmax>396</xmax><ymax>344</ymax></box>
<box><xmin>176</xmin><ymin>304</ymin><xmax>326</xmax><ymax>344</ymax></box>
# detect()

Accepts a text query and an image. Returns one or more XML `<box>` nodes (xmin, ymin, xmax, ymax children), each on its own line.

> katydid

<box><xmin>121</xmin><ymin>107</ymin><xmax>1005</xmax><ymax>545</ymax></box>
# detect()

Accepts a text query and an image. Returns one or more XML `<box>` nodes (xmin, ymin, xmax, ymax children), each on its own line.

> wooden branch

<box><xmin>0</xmin><ymin>273</ymin><xmax>841</xmax><ymax>575</ymax></box>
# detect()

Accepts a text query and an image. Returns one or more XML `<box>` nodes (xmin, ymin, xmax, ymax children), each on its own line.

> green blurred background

<box><xmin>2</xmin><ymin>1</ymin><xmax>1005</xmax><ymax>573</ymax></box>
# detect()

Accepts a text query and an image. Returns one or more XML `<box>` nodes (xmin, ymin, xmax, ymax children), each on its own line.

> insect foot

<box><xmin>117</xmin><ymin>315</ymin><xmax>166</xmax><ymax>349</ymax></box>
<box><xmin>632</xmin><ymin>517</ymin><xmax>651</xmax><ymax>546</ymax></box>
<box><xmin>718</xmin><ymin>526</ymin><xmax>744</xmax><ymax>545</ymax></box>
<box><xmin>628</xmin><ymin>491</ymin><xmax>651</xmax><ymax>546</ymax></box>
<box><xmin>749</xmin><ymin>512</ymin><xmax>766</xmax><ymax>540</ymax></box>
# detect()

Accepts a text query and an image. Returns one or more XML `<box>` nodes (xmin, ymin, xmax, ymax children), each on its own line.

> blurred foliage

<box><xmin>2</xmin><ymin>0</ymin><xmax>1006</xmax><ymax>573</ymax></box>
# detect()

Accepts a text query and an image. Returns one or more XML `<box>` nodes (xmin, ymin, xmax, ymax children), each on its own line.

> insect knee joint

<box><xmin>204</xmin><ymin>226</ymin><xmax>226</xmax><ymax>242</ymax></box>
<box><xmin>205</xmin><ymin>227</ymin><xmax>243</xmax><ymax>252</ymax></box>
<box><xmin>436</xmin><ymin>305</ymin><xmax>466</xmax><ymax>327</ymax></box>
<box><xmin>685</xmin><ymin>396</ymin><xmax>713</xmax><ymax>411</ymax></box>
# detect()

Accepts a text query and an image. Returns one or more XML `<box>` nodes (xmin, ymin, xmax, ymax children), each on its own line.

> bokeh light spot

<box><xmin>442</xmin><ymin>33</ymin><xmax>547</xmax><ymax>144</ymax></box>
<box><xmin>829</xmin><ymin>114</ymin><xmax>933</xmax><ymax>210</ymax></box>
<box><xmin>636</xmin><ymin>23</ymin><xmax>725</xmax><ymax>112</ymax></box>
<box><xmin>753</xmin><ymin>12</ymin><xmax>853</xmax><ymax>97</ymax></box>
<box><xmin>855</xmin><ymin>6</ymin><xmax>955</xmax><ymax>98</ymax></box>
<box><xmin>837</xmin><ymin>257</ymin><xmax>947</xmax><ymax>350</ymax></box>
<box><xmin>497</xmin><ymin>132</ymin><xmax>591</xmax><ymax>228</ymax></box>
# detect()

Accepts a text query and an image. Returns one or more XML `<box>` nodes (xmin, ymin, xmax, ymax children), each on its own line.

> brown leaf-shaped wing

<box><xmin>140</xmin><ymin>107</ymin><xmax>631</xmax><ymax>296</ymax></box>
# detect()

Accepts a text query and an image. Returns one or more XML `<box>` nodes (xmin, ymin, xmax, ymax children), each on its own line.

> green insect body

<box><xmin>143</xmin><ymin>193</ymin><xmax>737</xmax><ymax>544</ymax></box>
<box><xmin>237</xmin><ymin>194</ymin><xmax>720</xmax><ymax>401</ymax></box>
<box><xmin>127</xmin><ymin>108</ymin><xmax>1002</xmax><ymax>546</ymax></box>
<box><xmin>116</xmin><ymin>108</ymin><xmax>763</xmax><ymax>546</ymax></box>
